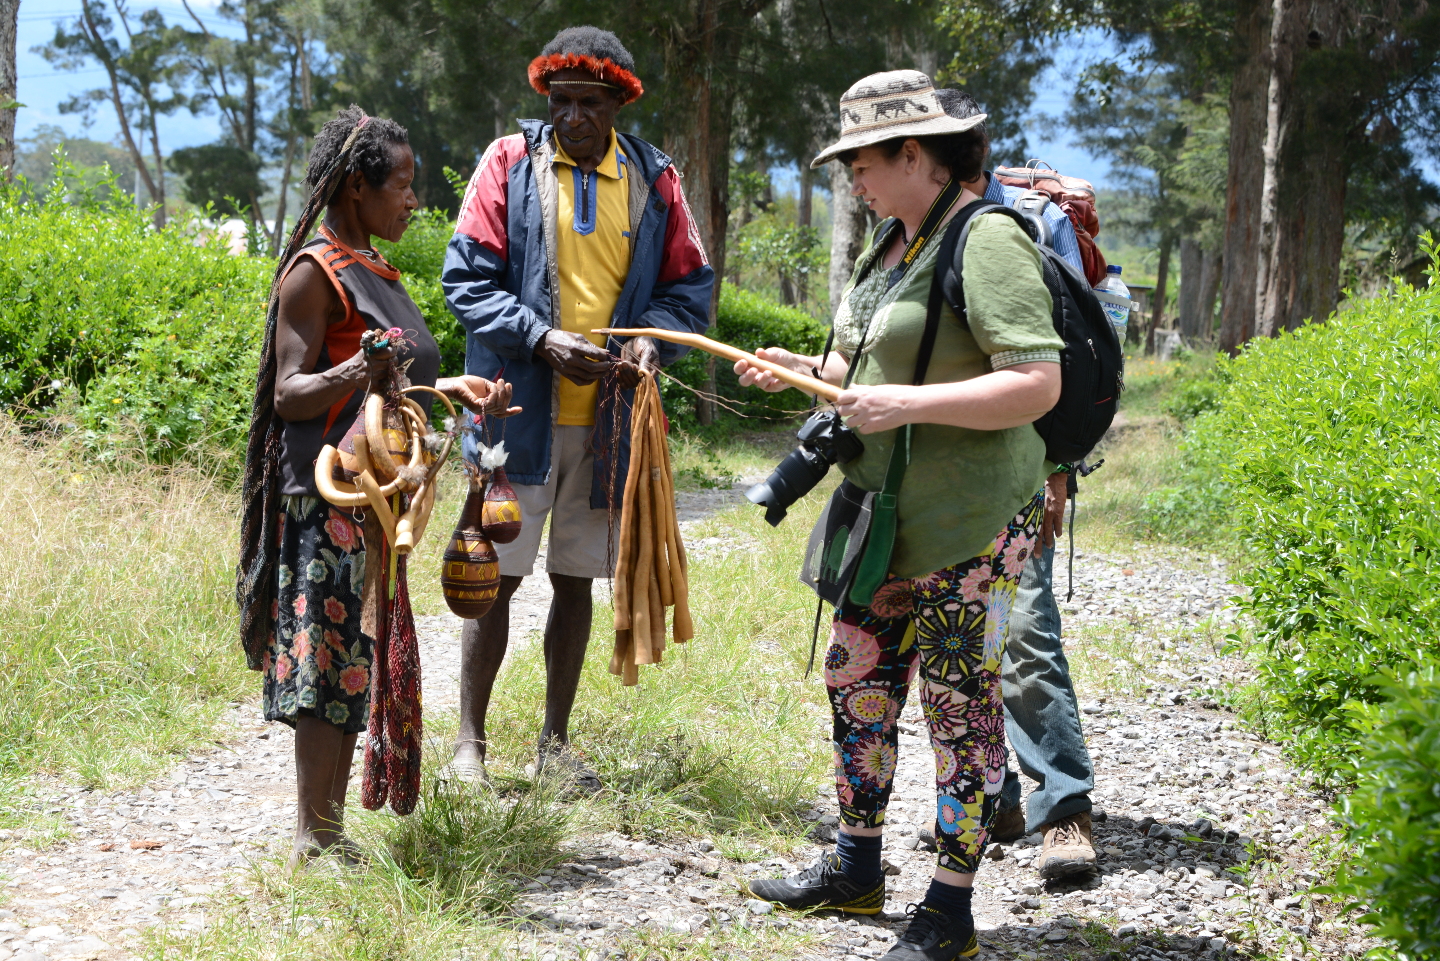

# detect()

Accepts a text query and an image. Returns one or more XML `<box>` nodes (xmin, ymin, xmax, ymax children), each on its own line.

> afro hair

<box><xmin>529</xmin><ymin>26</ymin><xmax>643</xmax><ymax>104</ymax></box>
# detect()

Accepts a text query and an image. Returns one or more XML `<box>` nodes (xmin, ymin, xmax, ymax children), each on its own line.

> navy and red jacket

<box><xmin>443</xmin><ymin>119</ymin><xmax>715</xmax><ymax>504</ymax></box>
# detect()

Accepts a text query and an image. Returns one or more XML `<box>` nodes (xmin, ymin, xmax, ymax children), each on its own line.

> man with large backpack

<box><xmin>935</xmin><ymin>89</ymin><xmax>1101</xmax><ymax>879</ymax></box>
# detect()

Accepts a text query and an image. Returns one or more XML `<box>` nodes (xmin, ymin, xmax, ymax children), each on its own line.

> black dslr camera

<box><xmin>746</xmin><ymin>410</ymin><xmax>864</xmax><ymax>526</ymax></box>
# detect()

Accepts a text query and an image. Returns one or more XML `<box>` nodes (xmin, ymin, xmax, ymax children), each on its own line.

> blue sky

<box><xmin>17</xmin><ymin>2</ymin><xmax>1115</xmax><ymax>189</ymax></box>
<box><xmin>15</xmin><ymin>0</ymin><xmax>237</xmax><ymax>151</ymax></box>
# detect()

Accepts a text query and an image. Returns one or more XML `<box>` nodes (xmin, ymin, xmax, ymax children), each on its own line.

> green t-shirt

<box><xmin>833</xmin><ymin>203</ymin><xmax>1062</xmax><ymax>579</ymax></box>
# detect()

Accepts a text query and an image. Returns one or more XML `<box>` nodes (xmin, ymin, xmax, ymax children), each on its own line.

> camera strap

<box><xmin>889</xmin><ymin>178</ymin><xmax>963</xmax><ymax>290</ymax></box>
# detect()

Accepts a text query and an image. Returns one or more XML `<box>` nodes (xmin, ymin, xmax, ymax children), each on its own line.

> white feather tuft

<box><xmin>479</xmin><ymin>440</ymin><xmax>509</xmax><ymax>469</ymax></box>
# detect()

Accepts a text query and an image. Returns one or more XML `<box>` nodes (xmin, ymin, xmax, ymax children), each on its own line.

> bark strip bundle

<box><xmin>610</xmin><ymin>373</ymin><xmax>693</xmax><ymax>685</ymax></box>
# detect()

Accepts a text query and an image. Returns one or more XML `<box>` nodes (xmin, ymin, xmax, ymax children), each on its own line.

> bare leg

<box><xmin>327</xmin><ymin>730</ymin><xmax>360</xmax><ymax>861</ymax></box>
<box><xmin>292</xmin><ymin>715</ymin><xmax>352</xmax><ymax>866</ymax></box>
<box><xmin>538</xmin><ymin>572</ymin><xmax>594</xmax><ymax>750</ymax></box>
<box><xmin>454</xmin><ymin>574</ymin><xmax>524</xmax><ymax>764</ymax></box>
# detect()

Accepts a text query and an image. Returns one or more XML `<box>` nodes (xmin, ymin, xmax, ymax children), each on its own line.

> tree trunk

<box><xmin>779</xmin><ymin>273</ymin><xmax>796</xmax><ymax>305</ymax></box>
<box><xmin>0</xmin><ymin>0</ymin><xmax>17</xmax><ymax>181</ymax></box>
<box><xmin>828</xmin><ymin>159</ymin><xmax>868</xmax><ymax>317</ymax></box>
<box><xmin>797</xmin><ymin>163</ymin><xmax>813</xmax><ymax>228</ymax></box>
<box><xmin>81</xmin><ymin>3</ymin><xmax>161</xmax><ymax>218</ymax></box>
<box><xmin>147</xmin><ymin>111</ymin><xmax>166</xmax><ymax>229</ymax></box>
<box><xmin>1147</xmin><ymin>232</ymin><xmax>1173</xmax><ymax>354</ymax></box>
<box><xmin>270</xmin><ymin>134</ymin><xmax>295</xmax><ymax>256</ymax></box>
<box><xmin>1252</xmin><ymin>0</ymin><xmax>1305</xmax><ymax>339</ymax></box>
<box><xmin>659</xmin><ymin>0</ymin><xmax>752</xmax><ymax>426</ymax></box>
<box><xmin>1178</xmin><ymin>237</ymin><xmax>1202</xmax><ymax>341</ymax></box>
<box><xmin>1198</xmin><ymin>248</ymin><xmax>1222</xmax><ymax>341</ymax></box>
<box><xmin>1218</xmin><ymin>0</ymin><xmax>1271</xmax><ymax>353</ymax></box>
<box><xmin>1256</xmin><ymin>0</ymin><xmax>1347</xmax><ymax>334</ymax></box>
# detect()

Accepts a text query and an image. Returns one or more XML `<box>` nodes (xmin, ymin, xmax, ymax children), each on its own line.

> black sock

<box><xmin>834</xmin><ymin>831</ymin><xmax>882</xmax><ymax>886</ymax></box>
<box><xmin>921</xmin><ymin>879</ymin><xmax>973</xmax><ymax>923</ymax></box>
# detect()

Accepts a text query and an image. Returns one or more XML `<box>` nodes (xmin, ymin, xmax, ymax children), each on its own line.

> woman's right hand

<box><xmin>734</xmin><ymin>347</ymin><xmax>806</xmax><ymax>393</ymax></box>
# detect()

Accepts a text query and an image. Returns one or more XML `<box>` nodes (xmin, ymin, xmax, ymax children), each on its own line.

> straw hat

<box><xmin>812</xmin><ymin>70</ymin><xmax>987</xmax><ymax>168</ymax></box>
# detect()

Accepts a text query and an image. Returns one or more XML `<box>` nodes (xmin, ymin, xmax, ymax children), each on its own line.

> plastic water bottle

<box><xmin>1094</xmin><ymin>265</ymin><xmax>1131</xmax><ymax>342</ymax></box>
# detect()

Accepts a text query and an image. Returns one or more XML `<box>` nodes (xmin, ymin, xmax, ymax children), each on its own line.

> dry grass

<box><xmin>0</xmin><ymin>424</ymin><xmax>250</xmax><ymax>804</ymax></box>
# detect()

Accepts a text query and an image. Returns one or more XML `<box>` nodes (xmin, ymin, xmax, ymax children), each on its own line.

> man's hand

<box><xmin>437</xmin><ymin>375</ymin><xmax>522</xmax><ymax>418</ymax></box>
<box><xmin>535</xmin><ymin>329</ymin><xmax>613</xmax><ymax>386</ymax></box>
<box><xmin>616</xmin><ymin>335</ymin><xmax>659</xmax><ymax>391</ymax></box>
<box><xmin>1040</xmin><ymin>470</ymin><xmax>1069</xmax><ymax>550</ymax></box>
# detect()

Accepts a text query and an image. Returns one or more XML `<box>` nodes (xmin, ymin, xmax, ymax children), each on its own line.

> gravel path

<box><xmin>0</xmin><ymin>505</ymin><xmax>1375</xmax><ymax>961</ymax></box>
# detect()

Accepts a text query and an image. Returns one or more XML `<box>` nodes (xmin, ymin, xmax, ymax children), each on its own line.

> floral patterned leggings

<box><xmin>824</xmin><ymin>492</ymin><xmax>1044</xmax><ymax>875</ymax></box>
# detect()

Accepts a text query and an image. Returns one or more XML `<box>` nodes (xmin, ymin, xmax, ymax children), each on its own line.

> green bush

<box><xmin>374</xmin><ymin>208</ymin><xmax>466</xmax><ymax>378</ymax></box>
<box><xmin>1333</xmin><ymin>665</ymin><xmax>1440</xmax><ymax>959</ymax></box>
<box><xmin>1200</xmin><ymin>238</ymin><xmax>1440</xmax><ymax>777</ymax></box>
<box><xmin>1</xmin><ymin>163</ymin><xmax>811</xmax><ymax>459</ymax></box>
<box><xmin>660</xmin><ymin>284</ymin><xmax>829</xmax><ymax>434</ymax></box>
<box><xmin>0</xmin><ymin>163</ymin><xmax>270</xmax><ymax>462</ymax></box>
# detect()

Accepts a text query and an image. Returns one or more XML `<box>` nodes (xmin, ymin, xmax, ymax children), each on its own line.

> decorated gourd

<box><xmin>331</xmin><ymin>398</ymin><xmax>422</xmax><ymax>492</ymax></box>
<box><xmin>441</xmin><ymin>473</ymin><xmax>502</xmax><ymax>619</ymax></box>
<box><xmin>479</xmin><ymin>441</ymin><xmax>522</xmax><ymax>544</ymax></box>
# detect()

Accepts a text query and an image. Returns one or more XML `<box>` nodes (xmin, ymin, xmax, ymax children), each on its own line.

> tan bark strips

<box><xmin>610</xmin><ymin>374</ymin><xmax>692</xmax><ymax>686</ymax></box>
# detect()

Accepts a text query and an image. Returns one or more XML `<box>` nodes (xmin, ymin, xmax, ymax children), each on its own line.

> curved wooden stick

<box><xmin>364</xmin><ymin>393</ymin><xmax>405</xmax><ymax>483</ymax></box>
<box><xmin>403</xmin><ymin>384</ymin><xmax>459</xmax><ymax>421</ymax></box>
<box><xmin>315</xmin><ymin>446</ymin><xmax>370</xmax><ymax>507</ymax></box>
<box><xmin>353</xmin><ymin>434</ymin><xmax>399</xmax><ymax>546</ymax></box>
<box><xmin>592</xmin><ymin>327</ymin><xmax>841</xmax><ymax>401</ymax></box>
<box><xmin>316</xmin><ymin>444</ymin><xmax>404</xmax><ymax>504</ymax></box>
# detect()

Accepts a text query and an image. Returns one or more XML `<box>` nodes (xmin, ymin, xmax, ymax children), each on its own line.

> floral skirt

<box><xmin>262</xmin><ymin>496</ymin><xmax>372</xmax><ymax>735</ymax></box>
<box><xmin>825</xmin><ymin>491</ymin><xmax>1045</xmax><ymax>874</ymax></box>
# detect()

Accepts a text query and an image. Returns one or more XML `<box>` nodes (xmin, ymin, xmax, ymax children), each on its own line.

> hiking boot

<box><xmin>1037</xmin><ymin>810</ymin><xmax>1097</xmax><ymax>879</ymax></box>
<box><xmin>989</xmin><ymin>804</ymin><xmax>1026</xmax><ymax>844</ymax></box>
<box><xmin>744</xmin><ymin>851</ymin><xmax>885</xmax><ymax>914</ymax></box>
<box><xmin>881</xmin><ymin>904</ymin><xmax>979</xmax><ymax>960</ymax></box>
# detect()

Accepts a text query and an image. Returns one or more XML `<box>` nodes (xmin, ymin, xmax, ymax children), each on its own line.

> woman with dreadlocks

<box><xmin>237</xmin><ymin>106</ymin><xmax>518</xmax><ymax>866</ymax></box>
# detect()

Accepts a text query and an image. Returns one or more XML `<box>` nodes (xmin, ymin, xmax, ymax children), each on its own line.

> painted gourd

<box><xmin>331</xmin><ymin>406</ymin><xmax>407</xmax><ymax>482</ymax></box>
<box><xmin>441</xmin><ymin>477</ymin><xmax>501</xmax><ymax>619</ymax></box>
<box><xmin>481</xmin><ymin>465</ymin><xmax>523</xmax><ymax>544</ymax></box>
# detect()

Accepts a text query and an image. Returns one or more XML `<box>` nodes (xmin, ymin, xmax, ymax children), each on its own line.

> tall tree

<box><xmin>40</xmin><ymin>1</ymin><xmax>190</xmax><ymax>226</ymax></box>
<box><xmin>1221</xmin><ymin>0</ymin><xmax>1440</xmax><ymax>350</ymax></box>
<box><xmin>1067</xmin><ymin>68</ymin><xmax>1190</xmax><ymax>339</ymax></box>
<box><xmin>0</xmin><ymin>0</ymin><xmax>18</xmax><ymax>180</ymax></box>
<box><xmin>267</xmin><ymin>3</ymin><xmax>323</xmax><ymax>253</ymax></box>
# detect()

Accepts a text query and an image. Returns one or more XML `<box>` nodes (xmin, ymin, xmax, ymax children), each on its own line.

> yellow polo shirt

<box><xmin>552</xmin><ymin>129</ymin><xmax>633</xmax><ymax>426</ymax></box>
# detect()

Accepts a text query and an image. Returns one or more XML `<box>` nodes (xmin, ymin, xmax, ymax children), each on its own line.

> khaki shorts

<box><xmin>496</xmin><ymin>425</ymin><xmax>618</xmax><ymax>579</ymax></box>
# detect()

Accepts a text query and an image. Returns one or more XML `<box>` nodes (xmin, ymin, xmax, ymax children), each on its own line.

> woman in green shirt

<box><xmin>741</xmin><ymin>71</ymin><xmax>1062</xmax><ymax>961</ymax></box>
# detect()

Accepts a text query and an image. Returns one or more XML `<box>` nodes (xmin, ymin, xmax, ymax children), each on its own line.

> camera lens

<box><xmin>745</xmin><ymin>446</ymin><xmax>833</xmax><ymax>526</ymax></box>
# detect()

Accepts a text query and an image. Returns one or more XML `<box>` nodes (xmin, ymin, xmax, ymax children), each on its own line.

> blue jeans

<box><xmin>998</xmin><ymin>544</ymin><xmax>1094</xmax><ymax>832</ymax></box>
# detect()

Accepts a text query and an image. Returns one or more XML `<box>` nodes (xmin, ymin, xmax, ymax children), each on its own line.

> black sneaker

<box><xmin>881</xmin><ymin>904</ymin><xmax>979</xmax><ymax>960</ymax></box>
<box><xmin>744</xmin><ymin>851</ymin><xmax>885</xmax><ymax>914</ymax></box>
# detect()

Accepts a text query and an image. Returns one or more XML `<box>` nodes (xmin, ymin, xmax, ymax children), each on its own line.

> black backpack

<box><xmin>927</xmin><ymin>201</ymin><xmax>1124</xmax><ymax>464</ymax></box>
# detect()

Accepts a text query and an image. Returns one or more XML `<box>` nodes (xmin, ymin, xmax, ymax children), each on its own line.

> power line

<box><xmin>19</xmin><ymin>68</ymin><xmax>109</xmax><ymax>79</ymax></box>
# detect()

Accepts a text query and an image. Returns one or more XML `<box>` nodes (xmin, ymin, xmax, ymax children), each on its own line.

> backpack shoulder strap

<box><xmin>930</xmin><ymin>201</ymin><xmax>1036</xmax><ymax>336</ymax></box>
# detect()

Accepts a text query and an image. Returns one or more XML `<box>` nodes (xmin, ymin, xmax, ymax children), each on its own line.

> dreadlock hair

<box><xmin>236</xmin><ymin>105</ymin><xmax>400</xmax><ymax>671</ymax></box>
<box><xmin>306</xmin><ymin>106</ymin><xmax>410</xmax><ymax>192</ymax></box>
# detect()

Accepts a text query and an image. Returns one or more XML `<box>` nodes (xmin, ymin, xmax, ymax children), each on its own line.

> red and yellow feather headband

<box><xmin>528</xmin><ymin>53</ymin><xmax>644</xmax><ymax>104</ymax></box>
